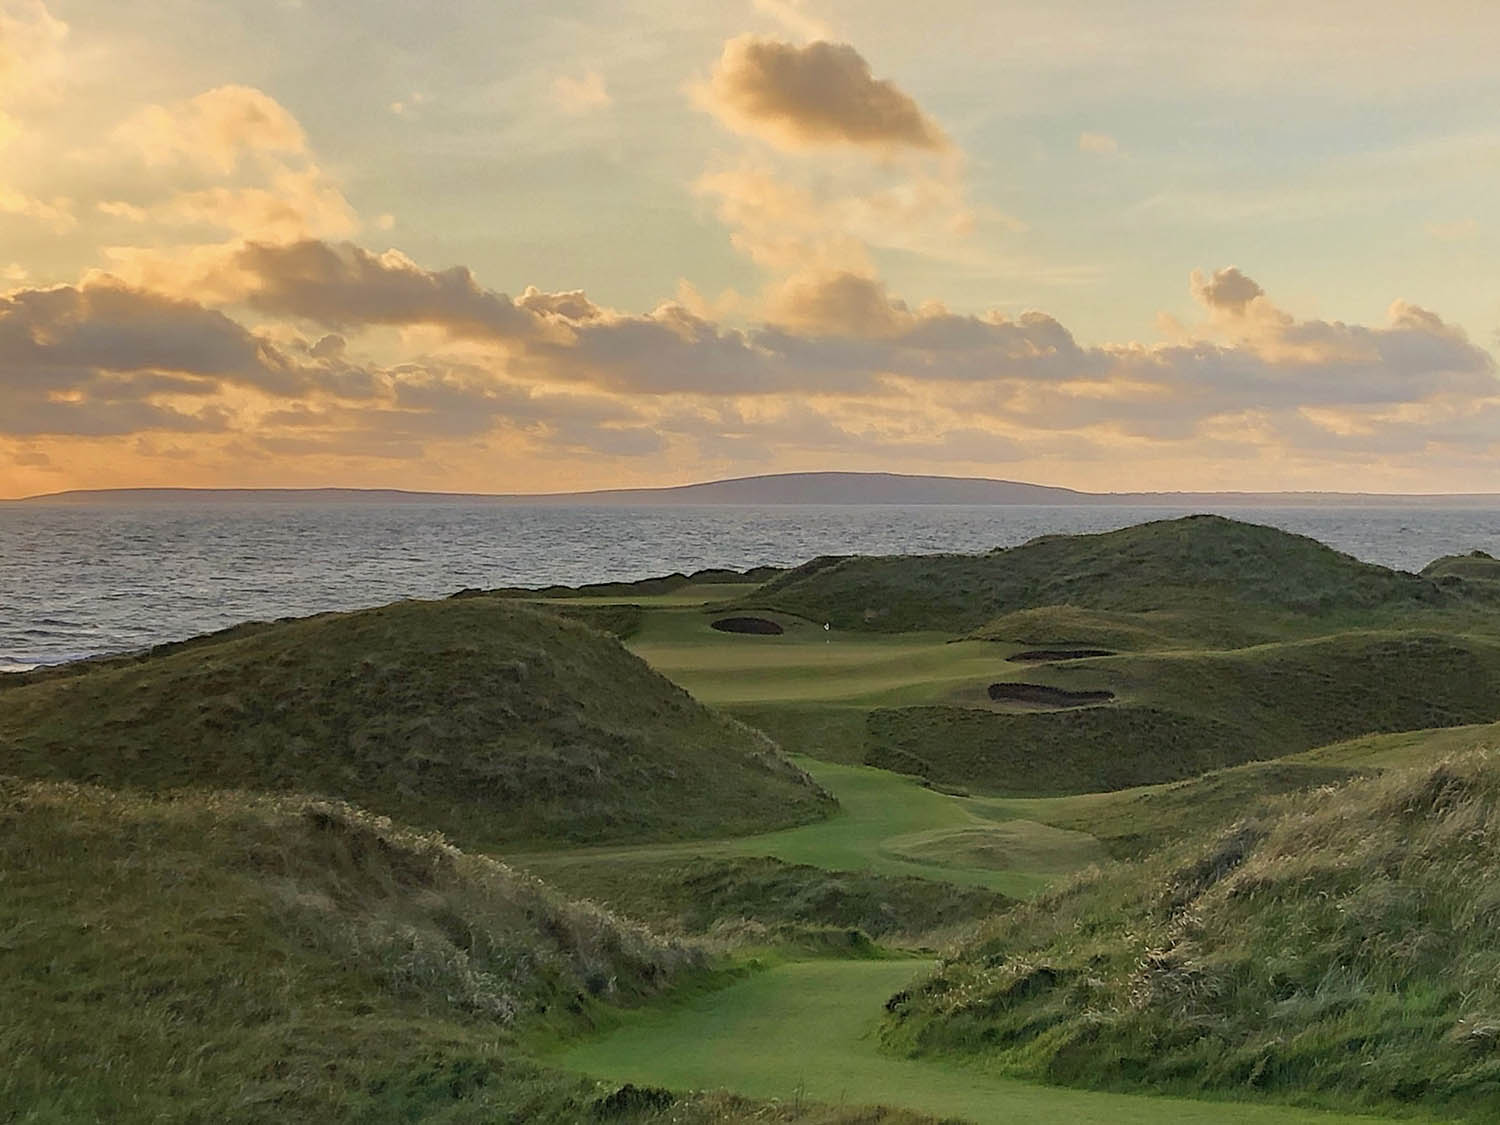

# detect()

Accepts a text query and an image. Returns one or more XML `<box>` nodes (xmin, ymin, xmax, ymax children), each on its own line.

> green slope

<box><xmin>864</xmin><ymin>630</ymin><xmax>1500</xmax><ymax>796</ymax></box>
<box><xmin>0</xmin><ymin>598</ymin><xmax>832</xmax><ymax>849</ymax></box>
<box><xmin>745</xmin><ymin>515</ymin><xmax>1457</xmax><ymax>637</ymax></box>
<box><xmin>516</xmin><ymin>757</ymin><xmax>1102</xmax><ymax>900</ymax></box>
<box><xmin>1422</xmin><ymin>551</ymin><xmax>1500</xmax><ymax>585</ymax></box>
<box><xmin>551</xmin><ymin>959</ymin><xmax>1387</xmax><ymax>1125</ymax></box>
<box><xmin>884</xmin><ymin>753</ymin><xmax>1500</xmax><ymax>1120</ymax></box>
<box><xmin>1</xmin><ymin>778</ymin><xmax>948</xmax><ymax>1125</ymax></box>
<box><xmin>538</xmin><ymin>854</ymin><xmax>1013</xmax><ymax>945</ymax></box>
<box><xmin>0</xmin><ymin>778</ymin><xmax>691</xmax><ymax>1122</ymax></box>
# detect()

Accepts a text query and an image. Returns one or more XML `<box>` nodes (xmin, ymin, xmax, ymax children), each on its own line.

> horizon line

<box><xmin>9</xmin><ymin>470</ymin><xmax>1500</xmax><ymax>504</ymax></box>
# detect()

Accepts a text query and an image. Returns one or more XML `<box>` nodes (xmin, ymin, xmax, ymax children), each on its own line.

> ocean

<box><xmin>2</xmin><ymin>501</ymin><xmax>1499</xmax><ymax>671</ymax></box>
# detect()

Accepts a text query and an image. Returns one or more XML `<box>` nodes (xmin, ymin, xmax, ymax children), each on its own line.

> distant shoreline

<box><xmin>9</xmin><ymin>471</ymin><xmax>1500</xmax><ymax>508</ymax></box>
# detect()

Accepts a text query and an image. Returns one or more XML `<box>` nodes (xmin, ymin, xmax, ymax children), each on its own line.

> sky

<box><xmin>2</xmin><ymin>0</ymin><xmax>1499</xmax><ymax>498</ymax></box>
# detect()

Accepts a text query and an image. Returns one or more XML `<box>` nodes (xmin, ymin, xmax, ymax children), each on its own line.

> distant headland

<box><xmin>11</xmin><ymin>471</ymin><xmax>1500</xmax><ymax>507</ymax></box>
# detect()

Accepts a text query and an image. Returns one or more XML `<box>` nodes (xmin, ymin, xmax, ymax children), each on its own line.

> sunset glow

<box><xmin>2</xmin><ymin>0</ymin><xmax>1498</xmax><ymax>497</ymax></box>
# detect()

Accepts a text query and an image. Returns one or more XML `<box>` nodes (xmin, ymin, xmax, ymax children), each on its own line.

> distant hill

<box><xmin>746</xmin><ymin>514</ymin><xmax>1457</xmax><ymax>635</ymax></box>
<box><xmin>0</xmin><ymin>598</ymin><xmax>833</xmax><ymax>848</ymax></box>
<box><xmin>14</xmin><ymin>470</ymin><xmax>1500</xmax><ymax>506</ymax></box>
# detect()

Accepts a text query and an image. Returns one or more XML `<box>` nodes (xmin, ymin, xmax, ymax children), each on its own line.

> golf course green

<box><xmin>548</xmin><ymin>959</ymin><xmax>1393</xmax><ymax>1124</ymax></box>
<box><xmin>516</xmin><ymin>756</ymin><xmax>1101</xmax><ymax>898</ymax></box>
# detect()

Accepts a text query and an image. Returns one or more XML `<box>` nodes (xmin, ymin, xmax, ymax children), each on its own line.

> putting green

<box><xmin>548</xmin><ymin>959</ymin><xmax>1391</xmax><ymax>1125</ymax></box>
<box><xmin>514</xmin><ymin>757</ymin><xmax>1102</xmax><ymax>898</ymax></box>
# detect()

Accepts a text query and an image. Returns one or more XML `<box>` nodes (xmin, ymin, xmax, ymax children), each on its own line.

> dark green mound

<box><xmin>538</xmin><ymin>855</ymin><xmax>1014</xmax><ymax>944</ymax></box>
<box><xmin>0</xmin><ymin>599</ymin><xmax>832</xmax><ymax>848</ymax></box>
<box><xmin>747</xmin><ymin>515</ymin><xmax>1452</xmax><ymax>636</ymax></box>
<box><xmin>0</xmin><ymin>779</ymin><xmax>699</xmax><ymax>1122</ymax></box>
<box><xmin>866</xmin><ymin>706</ymin><xmax>1248</xmax><ymax>795</ymax></box>
<box><xmin>1423</xmin><ymin>550</ymin><xmax>1500</xmax><ymax>584</ymax></box>
<box><xmin>865</xmin><ymin>631</ymin><xmax>1500</xmax><ymax>796</ymax></box>
<box><xmin>478</xmin><ymin>565</ymin><xmax>782</xmax><ymax>601</ymax></box>
<box><xmin>882</xmin><ymin>754</ymin><xmax>1500</xmax><ymax>1119</ymax></box>
<box><xmin>1</xmin><ymin>780</ymin><xmax>934</xmax><ymax>1124</ymax></box>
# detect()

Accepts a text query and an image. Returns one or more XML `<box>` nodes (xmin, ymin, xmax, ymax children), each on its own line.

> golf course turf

<box><xmin>15</xmin><ymin>515</ymin><xmax>1500</xmax><ymax>1122</ymax></box>
<box><xmin>547</xmin><ymin>959</ymin><xmax>1393</xmax><ymax>1125</ymax></box>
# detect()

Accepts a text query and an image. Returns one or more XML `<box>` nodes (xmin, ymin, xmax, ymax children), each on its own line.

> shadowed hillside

<box><xmin>865</xmin><ymin>630</ymin><xmax>1500</xmax><ymax>796</ymax></box>
<box><xmin>0</xmin><ymin>779</ymin><xmax>937</xmax><ymax>1124</ymax></box>
<box><xmin>882</xmin><ymin>752</ymin><xmax>1500</xmax><ymax>1119</ymax></box>
<box><xmin>1423</xmin><ymin>550</ymin><xmax>1500</xmax><ymax>584</ymax></box>
<box><xmin>0</xmin><ymin>598</ymin><xmax>833</xmax><ymax>848</ymax></box>
<box><xmin>747</xmin><ymin>515</ymin><xmax>1455</xmax><ymax>637</ymax></box>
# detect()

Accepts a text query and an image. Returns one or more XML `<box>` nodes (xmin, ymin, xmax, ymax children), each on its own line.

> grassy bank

<box><xmin>550</xmin><ymin>958</ymin><xmax>1389</xmax><ymax>1125</ymax></box>
<box><xmin>0</xmin><ymin>597</ymin><xmax>833</xmax><ymax>849</ymax></box>
<box><xmin>884</xmin><ymin>753</ymin><xmax>1500</xmax><ymax>1119</ymax></box>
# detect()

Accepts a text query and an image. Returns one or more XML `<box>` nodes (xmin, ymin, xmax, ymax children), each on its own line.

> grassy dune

<box><xmin>884</xmin><ymin>754</ymin><xmax>1500</xmax><ymax>1119</ymax></box>
<box><xmin>539</xmin><ymin>854</ymin><xmax>1013</xmax><ymax>945</ymax></box>
<box><xmin>744</xmin><ymin>516</ymin><xmax>1459</xmax><ymax>637</ymax></box>
<box><xmin>866</xmin><ymin>630</ymin><xmax>1500</xmax><ymax>796</ymax></box>
<box><xmin>0</xmin><ymin>598</ymin><xmax>832</xmax><ymax>848</ymax></box>
<box><xmin>0</xmin><ymin>778</ymin><xmax>698</xmax><ymax>1121</ymax></box>
<box><xmin>1422</xmin><ymin>551</ymin><xmax>1500</xmax><ymax>584</ymax></box>
<box><xmin>2</xmin><ymin>777</ymin><xmax>953</xmax><ymax>1125</ymax></box>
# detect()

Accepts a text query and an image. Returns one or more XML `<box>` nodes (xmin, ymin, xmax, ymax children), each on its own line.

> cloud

<box><xmin>232</xmin><ymin>240</ymin><xmax>539</xmax><ymax>338</ymax></box>
<box><xmin>550</xmin><ymin>71</ymin><xmax>611</xmax><ymax>114</ymax></box>
<box><xmin>150</xmin><ymin>167</ymin><xmax>358</xmax><ymax>241</ymax></box>
<box><xmin>114</xmin><ymin>85</ymin><xmax>307</xmax><ymax>175</ymax></box>
<box><xmin>698</xmin><ymin>36</ymin><xmax>949</xmax><ymax>152</ymax></box>
<box><xmin>7</xmin><ymin>239</ymin><xmax>1497</xmax><ymax>487</ymax></box>
<box><xmin>766</xmin><ymin>270</ymin><xmax>910</xmax><ymax>337</ymax></box>
<box><xmin>1078</xmin><ymin>131</ymin><xmax>1119</xmax><ymax>155</ymax></box>
<box><xmin>1191</xmin><ymin>266</ymin><xmax>1266</xmax><ymax>315</ymax></box>
<box><xmin>0</xmin><ymin>0</ymin><xmax>67</xmax><ymax>113</ymax></box>
<box><xmin>0</xmin><ymin>184</ymin><xmax>72</xmax><ymax>230</ymax></box>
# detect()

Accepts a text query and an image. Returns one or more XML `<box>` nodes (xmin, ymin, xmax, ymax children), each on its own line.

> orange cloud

<box><xmin>114</xmin><ymin>85</ymin><xmax>307</xmax><ymax>175</ymax></box>
<box><xmin>699</xmin><ymin>36</ymin><xmax>949</xmax><ymax>152</ymax></box>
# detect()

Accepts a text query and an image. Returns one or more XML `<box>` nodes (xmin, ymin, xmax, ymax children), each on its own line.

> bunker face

<box><xmin>711</xmin><ymin>616</ymin><xmax>785</xmax><ymax>636</ymax></box>
<box><xmin>988</xmin><ymin>682</ymin><xmax>1115</xmax><ymax>707</ymax></box>
<box><xmin>1007</xmin><ymin>649</ymin><xmax>1116</xmax><ymax>662</ymax></box>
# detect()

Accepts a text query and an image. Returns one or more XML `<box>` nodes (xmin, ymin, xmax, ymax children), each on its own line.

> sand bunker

<box><xmin>1006</xmin><ymin>649</ymin><xmax>1115</xmax><ymax>663</ymax></box>
<box><xmin>711</xmin><ymin>616</ymin><xmax>785</xmax><ymax>636</ymax></box>
<box><xmin>987</xmin><ymin>682</ymin><xmax>1115</xmax><ymax>707</ymax></box>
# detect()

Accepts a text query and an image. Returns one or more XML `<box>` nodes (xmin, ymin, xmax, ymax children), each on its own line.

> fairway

<box><xmin>548</xmin><ymin>959</ymin><xmax>1392</xmax><ymax>1125</ymax></box>
<box><xmin>515</xmin><ymin>757</ymin><xmax>1103</xmax><ymax>897</ymax></box>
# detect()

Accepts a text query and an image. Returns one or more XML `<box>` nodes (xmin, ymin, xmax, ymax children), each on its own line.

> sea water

<box><xmin>2</xmin><ymin>501</ymin><xmax>1498</xmax><ymax>671</ymax></box>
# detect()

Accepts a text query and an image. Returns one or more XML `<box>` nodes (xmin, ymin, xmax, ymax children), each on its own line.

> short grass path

<box><xmin>547</xmin><ymin>959</ymin><xmax>1394</xmax><ymax>1125</ymax></box>
<box><xmin>513</xmin><ymin>757</ymin><xmax>1102</xmax><ymax>898</ymax></box>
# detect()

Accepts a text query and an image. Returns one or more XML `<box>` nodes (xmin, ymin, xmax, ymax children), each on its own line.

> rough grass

<box><xmin>866</xmin><ymin>705</ymin><xmax>1249</xmax><ymax>796</ymax></box>
<box><xmin>0</xmin><ymin>778</ymin><xmax>698</xmax><ymax>1121</ymax></box>
<box><xmin>553</xmin><ymin>959</ymin><xmax>1380</xmax><ymax>1125</ymax></box>
<box><xmin>538</xmin><ymin>855</ymin><xmax>1013</xmax><ymax>946</ymax></box>
<box><xmin>0</xmin><ymin>778</ymin><xmax>948</xmax><ymax>1125</ymax></box>
<box><xmin>864</xmin><ymin>630</ymin><xmax>1500</xmax><ymax>797</ymax></box>
<box><xmin>883</xmin><ymin>753</ymin><xmax>1500</xmax><ymax>1120</ymax></box>
<box><xmin>0</xmin><ymin>598</ymin><xmax>833</xmax><ymax>849</ymax></box>
<box><xmin>481</xmin><ymin>566</ymin><xmax>782</xmax><ymax>601</ymax></box>
<box><xmin>746</xmin><ymin>516</ymin><xmax>1459</xmax><ymax>636</ymax></box>
<box><xmin>1422</xmin><ymin>550</ymin><xmax>1500</xmax><ymax>584</ymax></box>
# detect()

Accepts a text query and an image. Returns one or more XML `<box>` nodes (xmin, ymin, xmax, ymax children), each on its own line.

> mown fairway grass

<box><xmin>515</xmin><ymin>757</ymin><xmax>1102</xmax><ymax>899</ymax></box>
<box><xmin>547</xmin><ymin>959</ymin><xmax>1393</xmax><ymax>1125</ymax></box>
